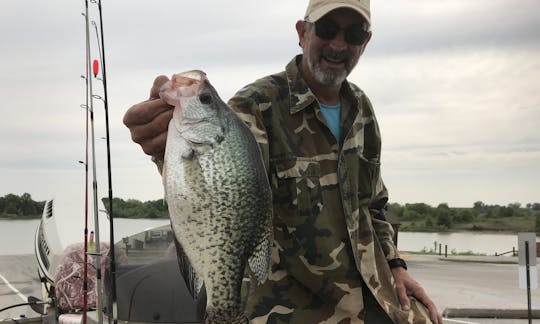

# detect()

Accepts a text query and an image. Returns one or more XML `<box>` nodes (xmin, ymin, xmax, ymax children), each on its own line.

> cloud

<box><xmin>1</xmin><ymin>0</ymin><xmax>539</xmax><ymax>208</ymax></box>
<box><xmin>353</xmin><ymin>45</ymin><xmax>540</xmax><ymax>147</ymax></box>
<box><xmin>370</xmin><ymin>0</ymin><xmax>540</xmax><ymax>54</ymax></box>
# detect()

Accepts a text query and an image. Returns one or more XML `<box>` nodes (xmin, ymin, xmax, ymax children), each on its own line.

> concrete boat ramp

<box><xmin>1</xmin><ymin>254</ymin><xmax>539</xmax><ymax>323</ymax></box>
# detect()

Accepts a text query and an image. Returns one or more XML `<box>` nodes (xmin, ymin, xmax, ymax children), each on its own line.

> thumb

<box><xmin>150</xmin><ymin>75</ymin><xmax>170</xmax><ymax>100</ymax></box>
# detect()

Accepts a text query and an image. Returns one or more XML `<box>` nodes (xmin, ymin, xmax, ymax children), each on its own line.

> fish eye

<box><xmin>199</xmin><ymin>93</ymin><xmax>213</xmax><ymax>105</ymax></box>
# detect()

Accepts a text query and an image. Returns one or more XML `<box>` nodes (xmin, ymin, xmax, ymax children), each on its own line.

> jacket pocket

<box><xmin>356</xmin><ymin>155</ymin><xmax>381</xmax><ymax>204</ymax></box>
<box><xmin>272</xmin><ymin>157</ymin><xmax>321</xmax><ymax>226</ymax></box>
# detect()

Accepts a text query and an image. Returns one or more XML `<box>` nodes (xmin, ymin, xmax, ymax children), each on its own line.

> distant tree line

<box><xmin>0</xmin><ymin>193</ymin><xmax>45</xmax><ymax>219</ymax></box>
<box><xmin>388</xmin><ymin>201</ymin><xmax>540</xmax><ymax>233</ymax></box>
<box><xmin>0</xmin><ymin>194</ymin><xmax>169</xmax><ymax>220</ymax></box>
<box><xmin>3</xmin><ymin>193</ymin><xmax>540</xmax><ymax>234</ymax></box>
<box><xmin>102</xmin><ymin>197</ymin><xmax>168</xmax><ymax>219</ymax></box>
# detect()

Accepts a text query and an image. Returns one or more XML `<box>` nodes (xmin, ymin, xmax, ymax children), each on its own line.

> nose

<box><xmin>329</xmin><ymin>30</ymin><xmax>347</xmax><ymax>50</ymax></box>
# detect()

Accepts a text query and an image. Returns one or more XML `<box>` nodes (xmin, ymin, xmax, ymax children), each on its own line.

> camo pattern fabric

<box><xmin>227</xmin><ymin>55</ymin><xmax>432</xmax><ymax>323</ymax></box>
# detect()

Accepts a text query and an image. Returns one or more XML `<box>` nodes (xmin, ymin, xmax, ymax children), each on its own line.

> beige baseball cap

<box><xmin>304</xmin><ymin>0</ymin><xmax>370</xmax><ymax>25</ymax></box>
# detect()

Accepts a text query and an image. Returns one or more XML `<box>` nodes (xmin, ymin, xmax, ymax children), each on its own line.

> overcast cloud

<box><xmin>0</xmin><ymin>0</ymin><xmax>539</xmax><ymax>208</ymax></box>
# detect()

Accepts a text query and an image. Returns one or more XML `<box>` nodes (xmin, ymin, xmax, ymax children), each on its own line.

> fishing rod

<box><xmin>81</xmin><ymin>7</ymin><xmax>90</xmax><ymax>322</ymax></box>
<box><xmin>84</xmin><ymin>1</ymin><xmax>104</xmax><ymax>324</ymax></box>
<box><xmin>90</xmin><ymin>0</ymin><xmax>118</xmax><ymax>319</ymax></box>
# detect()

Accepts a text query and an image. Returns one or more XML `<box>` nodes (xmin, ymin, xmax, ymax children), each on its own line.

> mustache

<box><xmin>321</xmin><ymin>47</ymin><xmax>351</xmax><ymax>62</ymax></box>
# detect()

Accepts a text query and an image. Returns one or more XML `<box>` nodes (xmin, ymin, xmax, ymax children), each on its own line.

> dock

<box><xmin>1</xmin><ymin>253</ymin><xmax>539</xmax><ymax>323</ymax></box>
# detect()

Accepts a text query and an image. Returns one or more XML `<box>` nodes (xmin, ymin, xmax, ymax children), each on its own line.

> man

<box><xmin>124</xmin><ymin>0</ymin><xmax>442</xmax><ymax>323</ymax></box>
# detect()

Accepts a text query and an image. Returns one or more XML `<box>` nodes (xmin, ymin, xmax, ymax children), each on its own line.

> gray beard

<box><xmin>311</xmin><ymin>63</ymin><xmax>348</xmax><ymax>86</ymax></box>
<box><xmin>306</xmin><ymin>53</ymin><xmax>349</xmax><ymax>86</ymax></box>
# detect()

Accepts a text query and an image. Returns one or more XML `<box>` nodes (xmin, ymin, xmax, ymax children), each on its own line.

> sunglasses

<box><xmin>312</xmin><ymin>18</ymin><xmax>370</xmax><ymax>45</ymax></box>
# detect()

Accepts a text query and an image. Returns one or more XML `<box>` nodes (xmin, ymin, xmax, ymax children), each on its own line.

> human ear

<box><xmin>295</xmin><ymin>20</ymin><xmax>306</xmax><ymax>48</ymax></box>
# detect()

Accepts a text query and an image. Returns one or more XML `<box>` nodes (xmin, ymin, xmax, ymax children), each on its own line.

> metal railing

<box><xmin>495</xmin><ymin>247</ymin><xmax>516</xmax><ymax>256</ymax></box>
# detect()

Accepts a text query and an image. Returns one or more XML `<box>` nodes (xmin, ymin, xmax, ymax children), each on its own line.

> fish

<box><xmin>160</xmin><ymin>70</ymin><xmax>273</xmax><ymax>323</ymax></box>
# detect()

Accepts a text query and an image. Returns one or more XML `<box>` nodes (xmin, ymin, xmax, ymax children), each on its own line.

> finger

<box><xmin>426</xmin><ymin>301</ymin><xmax>442</xmax><ymax>324</ymax></box>
<box><xmin>426</xmin><ymin>300</ymin><xmax>442</xmax><ymax>324</ymax></box>
<box><xmin>411</xmin><ymin>289</ymin><xmax>441</xmax><ymax>324</ymax></box>
<box><xmin>395</xmin><ymin>282</ymin><xmax>410</xmax><ymax>311</ymax></box>
<box><xmin>123</xmin><ymin>98</ymin><xmax>173</xmax><ymax>127</ymax></box>
<box><xmin>140</xmin><ymin>131</ymin><xmax>168</xmax><ymax>160</ymax></box>
<box><xmin>435</xmin><ymin>310</ymin><xmax>443</xmax><ymax>324</ymax></box>
<box><xmin>150</xmin><ymin>75</ymin><xmax>170</xmax><ymax>100</ymax></box>
<box><xmin>129</xmin><ymin>109</ymin><xmax>173</xmax><ymax>144</ymax></box>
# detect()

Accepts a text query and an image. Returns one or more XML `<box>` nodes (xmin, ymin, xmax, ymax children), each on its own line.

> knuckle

<box><xmin>123</xmin><ymin>102</ymin><xmax>145</xmax><ymax>126</ymax></box>
<box><xmin>141</xmin><ymin>143</ymin><xmax>153</xmax><ymax>156</ymax></box>
<box><xmin>123</xmin><ymin>106</ymin><xmax>136</xmax><ymax>126</ymax></box>
<box><xmin>131</xmin><ymin>131</ymin><xmax>143</xmax><ymax>144</ymax></box>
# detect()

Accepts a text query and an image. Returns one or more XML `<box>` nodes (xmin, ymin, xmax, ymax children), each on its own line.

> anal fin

<box><xmin>247</xmin><ymin>236</ymin><xmax>272</xmax><ymax>285</ymax></box>
<box><xmin>173</xmin><ymin>237</ymin><xmax>205</xmax><ymax>299</ymax></box>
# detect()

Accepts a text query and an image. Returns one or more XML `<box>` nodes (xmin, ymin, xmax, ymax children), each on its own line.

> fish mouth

<box><xmin>160</xmin><ymin>70</ymin><xmax>209</xmax><ymax>109</ymax></box>
<box><xmin>168</xmin><ymin>70</ymin><xmax>207</xmax><ymax>97</ymax></box>
<box><xmin>173</xmin><ymin>70</ymin><xmax>207</xmax><ymax>85</ymax></box>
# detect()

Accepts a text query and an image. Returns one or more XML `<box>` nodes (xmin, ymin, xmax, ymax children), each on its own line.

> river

<box><xmin>0</xmin><ymin>218</ymin><xmax>170</xmax><ymax>256</ymax></box>
<box><xmin>0</xmin><ymin>219</ymin><xmax>527</xmax><ymax>256</ymax></box>
<box><xmin>398</xmin><ymin>231</ymin><xmax>522</xmax><ymax>256</ymax></box>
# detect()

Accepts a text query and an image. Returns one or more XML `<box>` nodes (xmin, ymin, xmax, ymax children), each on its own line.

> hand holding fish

<box><xmin>123</xmin><ymin>75</ymin><xmax>172</xmax><ymax>160</ymax></box>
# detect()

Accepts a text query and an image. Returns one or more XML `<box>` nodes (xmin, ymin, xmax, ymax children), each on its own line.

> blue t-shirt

<box><xmin>320</xmin><ymin>102</ymin><xmax>341</xmax><ymax>141</ymax></box>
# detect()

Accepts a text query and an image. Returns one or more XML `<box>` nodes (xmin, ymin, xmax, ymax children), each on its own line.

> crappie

<box><xmin>160</xmin><ymin>70</ymin><xmax>273</xmax><ymax>323</ymax></box>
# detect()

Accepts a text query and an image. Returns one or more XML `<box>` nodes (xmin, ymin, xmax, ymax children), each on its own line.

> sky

<box><xmin>0</xmin><ymin>0</ymin><xmax>539</xmax><ymax>209</ymax></box>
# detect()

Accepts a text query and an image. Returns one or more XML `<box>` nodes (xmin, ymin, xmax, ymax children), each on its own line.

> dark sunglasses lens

<box><xmin>315</xmin><ymin>19</ymin><xmax>340</xmax><ymax>40</ymax></box>
<box><xmin>314</xmin><ymin>19</ymin><xmax>368</xmax><ymax>45</ymax></box>
<box><xmin>345</xmin><ymin>26</ymin><xmax>369</xmax><ymax>45</ymax></box>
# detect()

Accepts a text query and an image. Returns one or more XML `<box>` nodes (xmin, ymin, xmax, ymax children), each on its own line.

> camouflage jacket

<box><xmin>228</xmin><ymin>56</ymin><xmax>431</xmax><ymax>323</ymax></box>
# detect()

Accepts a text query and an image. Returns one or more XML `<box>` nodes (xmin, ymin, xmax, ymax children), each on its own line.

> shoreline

<box><xmin>401</xmin><ymin>228</ymin><xmax>524</xmax><ymax>234</ymax></box>
<box><xmin>1</xmin><ymin>217</ymin><xmax>537</xmax><ymax>236</ymax></box>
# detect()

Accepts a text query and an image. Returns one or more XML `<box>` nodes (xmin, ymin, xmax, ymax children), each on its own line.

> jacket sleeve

<box><xmin>360</xmin><ymin>91</ymin><xmax>401</xmax><ymax>261</ymax></box>
<box><xmin>369</xmin><ymin>181</ymin><xmax>400</xmax><ymax>261</ymax></box>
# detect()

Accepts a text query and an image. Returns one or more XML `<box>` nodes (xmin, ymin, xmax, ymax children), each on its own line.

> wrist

<box><xmin>388</xmin><ymin>258</ymin><xmax>407</xmax><ymax>270</ymax></box>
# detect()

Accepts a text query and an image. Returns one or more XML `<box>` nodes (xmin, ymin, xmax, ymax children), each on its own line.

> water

<box><xmin>1</xmin><ymin>218</ymin><xmax>528</xmax><ymax>256</ymax></box>
<box><xmin>0</xmin><ymin>219</ymin><xmax>41</xmax><ymax>255</ymax></box>
<box><xmin>398</xmin><ymin>231</ymin><xmax>523</xmax><ymax>256</ymax></box>
<box><xmin>0</xmin><ymin>218</ymin><xmax>170</xmax><ymax>255</ymax></box>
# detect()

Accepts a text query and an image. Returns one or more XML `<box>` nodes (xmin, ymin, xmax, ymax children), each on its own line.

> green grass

<box><xmin>400</xmin><ymin>214</ymin><xmax>536</xmax><ymax>234</ymax></box>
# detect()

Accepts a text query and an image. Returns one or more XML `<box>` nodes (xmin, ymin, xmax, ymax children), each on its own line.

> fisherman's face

<box><xmin>298</xmin><ymin>8</ymin><xmax>371</xmax><ymax>86</ymax></box>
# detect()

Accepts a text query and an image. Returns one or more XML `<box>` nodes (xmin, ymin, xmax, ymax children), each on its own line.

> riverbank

<box><xmin>399</xmin><ymin>214</ymin><xmax>538</xmax><ymax>234</ymax></box>
<box><xmin>2</xmin><ymin>216</ymin><xmax>537</xmax><ymax>236</ymax></box>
